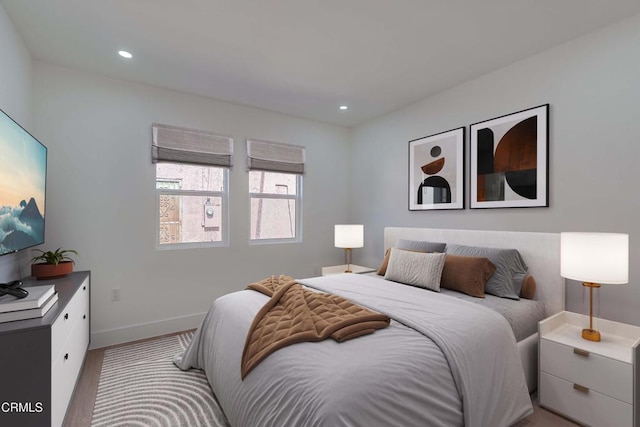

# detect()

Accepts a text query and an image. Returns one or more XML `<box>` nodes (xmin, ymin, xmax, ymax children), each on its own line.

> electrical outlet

<box><xmin>110</xmin><ymin>288</ymin><xmax>121</xmax><ymax>302</ymax></box>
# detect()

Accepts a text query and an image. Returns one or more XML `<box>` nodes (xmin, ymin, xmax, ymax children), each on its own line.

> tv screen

<box><xmin>0</xmin><ymin>108</ymin><xmax>47</xmax><ymax>256</ymax></box>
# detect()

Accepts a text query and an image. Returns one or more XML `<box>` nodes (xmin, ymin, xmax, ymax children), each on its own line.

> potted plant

<box><xmin>31</xmin><ymin>248</ymin><xmax>79</xmax><ymax>280</ymax></box>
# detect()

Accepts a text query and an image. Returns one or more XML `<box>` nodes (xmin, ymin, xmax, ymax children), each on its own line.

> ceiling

<box><xmin>3</xmin><ymin>1</ymin><xmax>640</xmax><ymax>127</ymax></box>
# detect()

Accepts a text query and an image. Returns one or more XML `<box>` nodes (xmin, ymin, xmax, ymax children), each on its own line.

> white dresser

<box><xmin>0</xmin><ymin>271</ymin><xmax>90</xmax><ymax>427</ymax></box>
<box><xmin>539</xmin><ymin>311</ymin><xmax>640</xmax><ymax>427</ymax></box>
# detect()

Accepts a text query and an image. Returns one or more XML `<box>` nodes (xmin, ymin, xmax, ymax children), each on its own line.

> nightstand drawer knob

<box><xmin>573</xmin><ymin>348</ymin><xmax>590</xmax><ymax>357</ymax></box>
<box><xmin>573</xmin><ymin>383</ymin><xmax>589</xmax><ymax>393</ymax></box>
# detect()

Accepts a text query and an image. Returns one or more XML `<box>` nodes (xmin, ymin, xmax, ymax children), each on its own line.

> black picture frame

<box><xmin>469</xmin><ymin>104</ymin><xmax>549</xmax><ymax>209</ymax></box>
<box><xmin>408</xmin><ymin>127</ymin><xmax>465</xmax><ymax>211</ymax></box>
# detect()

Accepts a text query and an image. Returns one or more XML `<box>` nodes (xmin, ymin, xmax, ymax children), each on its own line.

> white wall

<box><xmin>0</xmin><ymin>3</ymin><xmax>33</xmax><ymax>282</ymax></box>
<box><xmin>350</xmin><ymin>14</ymin><xmax>640</xmax><ymax>326</ymax></box>
<box><xmin>32</xmin><ymin>63</ymin><xmax>351</xmax><ymax>347</ymax></box>
<box><xmin>15</xmin><ymin>8</ymin><xmax>640</xmax><ymax>344</ymax></box>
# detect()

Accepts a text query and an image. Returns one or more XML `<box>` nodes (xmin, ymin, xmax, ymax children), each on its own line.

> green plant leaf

<box><xmin>30</xmin><ymin>248</ymin><xmax>78</xmax><ymax>265</ymax></box>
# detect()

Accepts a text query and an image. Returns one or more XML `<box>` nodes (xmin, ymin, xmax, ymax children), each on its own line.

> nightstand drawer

<box><xmin>540</xmin><ymin>338</ymin><xmax>632</xmax><ymax>403</ymax></box>
<box><xmin>540</xmin><ymin>371</ymin><xmax>631</xmax><ymax>427</ymax></box>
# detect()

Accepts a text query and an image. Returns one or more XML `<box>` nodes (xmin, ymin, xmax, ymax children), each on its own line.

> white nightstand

<box><xmin>539</xmin><ymin>311</ymin><xmax>640</xmax><ymax>427</ymax></box>
<box><xmin>321</xmin><ymin>265</ymin><xmax>376</xmax><ymax>276</ymax></box>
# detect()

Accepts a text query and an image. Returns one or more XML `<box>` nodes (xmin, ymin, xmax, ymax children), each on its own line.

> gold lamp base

<box><xmin>582</xmin><ymin>282</ymin><xmax>601</xmax><ymax>342</ymax></box>
<box><xmin>344</xmin><ymin>248</ymin><xmax>353</xmax><ymax>273</ymax></box>
<box><xmin>582</xmin><ymin>328</ymin><xmax>601</xmax><ymax>342</ymax></box>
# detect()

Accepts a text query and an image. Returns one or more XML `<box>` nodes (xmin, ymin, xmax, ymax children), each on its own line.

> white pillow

<box><xmin>384</xmin><ymin>248</ymin><xmax>446</xmax><ymax>291</ymax></box>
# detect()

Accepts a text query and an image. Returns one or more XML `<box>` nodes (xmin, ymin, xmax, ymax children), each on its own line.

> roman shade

<box><xmin>246</xmin><ymin>139</ymin><xmax>305</xmax><ymax>174</ymax></box>
<box><xmin>152</xmin><ymin>123</ymin><xmax>233</xmax><ymax>167</ymax></box>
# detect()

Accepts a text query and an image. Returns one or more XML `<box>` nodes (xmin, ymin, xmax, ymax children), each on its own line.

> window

<box><xmin>247</xmin><ymin>139</ymin><xmax>305</xmax><ymax>243</ymax></box>
<box><xmin>156</xmin><ymin>163</ymin><xmax>228</xmax><ymax>247</ymax></box>
<box><xmin>249</xmin><ymin>171</ymin><xmax>301</xmax><ymax>242</ymax></box>
<box><xmin>152</xmin><ymin>123</ymin><xmax>233</xmax><ymax>249</ymax></box>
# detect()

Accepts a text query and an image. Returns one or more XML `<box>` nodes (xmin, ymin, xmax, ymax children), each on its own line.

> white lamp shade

<box><xmin>335</xmin><ymin>225</ymin><xmax>364</xmax><ymax>248</ymax></box>
<box><xmin>561</xmin><ymin>232</ymin><xmax>629</xmax><ymax>284</ymax></box>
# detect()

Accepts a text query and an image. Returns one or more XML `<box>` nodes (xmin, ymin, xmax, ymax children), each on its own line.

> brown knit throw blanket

<box><xmin>241</xmin><ymin>275</ymin><xmax>390</xmax><ymax>379</ymax></box>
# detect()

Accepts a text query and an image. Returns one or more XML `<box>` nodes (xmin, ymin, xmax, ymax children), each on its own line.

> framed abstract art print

<box><xmin>409</xmin><ymin>127</ymin><xmax>464</xmax><ymax>211</ymax></box>
<box><xmin>470</xmin><ymin>104</ymin><xmax>549</xmax><ymax>209</ymax></box>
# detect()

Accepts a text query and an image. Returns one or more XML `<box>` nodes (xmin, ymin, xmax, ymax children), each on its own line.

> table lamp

<box><xmin>560</xmin><ymin>232</ymin><xmax>629</xmax><ymax>342</ymax></box>
<box><xmin>334</xmin><ymin>225</ymin><xmax>364</xmax><ymax>273</ymax></box>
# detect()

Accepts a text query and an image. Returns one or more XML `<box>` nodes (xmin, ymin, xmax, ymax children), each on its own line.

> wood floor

<box><xmin>65</xmin><ymin>332</ymin><xmax>578</xmax><ymax>427</ymax></box>
<box><xmin>64</xmin><ymin>348</ymin><xmax>103</xmax><ymax>427</ymax></box>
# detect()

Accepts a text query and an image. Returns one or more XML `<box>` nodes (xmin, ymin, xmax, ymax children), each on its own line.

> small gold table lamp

<box><xmin>561</xmin><ymin>232</ymin><xmax>629</xmax><ymax>342</ymax></box>
<box><xmin>334</xmin><ymin>225</ymin><xmax>364</xmax><ymax>273</ymax></box>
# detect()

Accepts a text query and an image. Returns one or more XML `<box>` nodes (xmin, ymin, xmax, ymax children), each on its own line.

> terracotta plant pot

<box><xmin>31</xmin><ymin>261</ymin><xmax>74</xmax><ymax>280</ymax></box>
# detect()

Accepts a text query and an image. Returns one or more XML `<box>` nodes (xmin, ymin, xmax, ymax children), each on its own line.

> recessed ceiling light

<box><xmin>339</xmin><ymin>105</ymin><xmax>348</xmax><ymax>110</ymax></box>
<box><xmin>118</xmin><ymin>50</ymin><xmax>133</xmax><ymax>59</ymax></box>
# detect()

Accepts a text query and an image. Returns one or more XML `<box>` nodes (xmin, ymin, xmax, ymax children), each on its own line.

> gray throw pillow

<box><xmin>384</xmin><ymin>248</ymin><xmax>446</xmax><ymax>291</ymax></box>
<box><xmin>384</xmin><ymin>248</ymin><xmax>447</xmax><ymax>292</ymax></box>
<box><xmin>445</xmin><ymin>244</ymin><xmax>528</xmax><ymax>300</ymax></box>
<box><xmin>397</xmin><ymin>239</ymin><xmax>446</xmax><ymax>253</ymax></box>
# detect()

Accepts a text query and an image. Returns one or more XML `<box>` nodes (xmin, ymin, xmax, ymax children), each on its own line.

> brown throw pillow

<box><xmin>440</xmin><ymin>254</ymin><xmax>496</xmax><ymax>298</ymax></box>
<box><xmin>519</xmin><ymin>274</ymin><xmax>536</xmax><ymax>299</ymax></box>
<box><xmin>377</xmin><ymin>248</ymin><xmax>392</xmax><ymax>276</ymax></box>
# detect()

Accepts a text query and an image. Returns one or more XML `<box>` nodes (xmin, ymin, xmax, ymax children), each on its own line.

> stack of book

<box><xmin>0</xmin><ymin>284</ymin><xmax>58</xmax><ymax>323</ymax></box>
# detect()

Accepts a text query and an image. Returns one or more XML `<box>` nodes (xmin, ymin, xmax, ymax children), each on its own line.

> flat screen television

<box><xmin>0</xmin><ymin>108</ymin><xmax>47</xmax><ymax>256</ymax></box>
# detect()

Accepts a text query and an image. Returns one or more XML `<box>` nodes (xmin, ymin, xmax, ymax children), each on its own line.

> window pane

<box><xmin>159</xmin><ymin>194</ymin><xmax>222</xmax><ymax>244</ymax></box>
<box><xmin>250</xmin><ymin>198</ymin><xmax>296</xmax><ymax>240</ymax></box>
<box><xmin>156</xmin><ymin>163</ymin><xmax>224</xmax><ymax>191</ymax></box>
<box><xmin>249</xmin><ymin>171</ymin><xmax>297</xmax><ymax>195</ymax></box>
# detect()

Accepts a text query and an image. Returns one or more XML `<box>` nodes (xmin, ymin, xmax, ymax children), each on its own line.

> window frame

<box><xmin>249</xmin><ymin>172</ymin><xmax>303</xmax><ymax>245</ymax></box>
<box><xmin>155</xmin><ymin>165</ymin><xmax>229</xmax><ymax>250</ymax></box>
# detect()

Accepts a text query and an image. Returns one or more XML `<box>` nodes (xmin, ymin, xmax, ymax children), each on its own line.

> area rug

<box><xmin>91</xmin><ymin>332</ymin><xmax>230</xmax><ymax>427</ymax></box>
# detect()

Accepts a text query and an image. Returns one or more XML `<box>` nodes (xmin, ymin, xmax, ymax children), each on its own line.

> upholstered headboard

<box><xmin>384</xmin><ymin>227</ymin><xmax>564</xmax><ymax>317</ymax></box>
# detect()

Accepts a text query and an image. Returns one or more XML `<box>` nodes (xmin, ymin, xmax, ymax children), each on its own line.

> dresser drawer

<box><xmin>51</xmin><ymin>277</ymin><xmax>89</xmax><ymax>364</ymax></box>
<box><xmin>540</xmin><ymin>338</ymin><xmax>632</xmax><ymax>403</ymax></box>
<box><xmin>51</xmin><ymin>308</ymin><xmax>90</xmax><ymax>427</ymax></box>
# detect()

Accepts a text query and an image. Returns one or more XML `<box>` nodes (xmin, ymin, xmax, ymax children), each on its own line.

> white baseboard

<box><xmin>90</xmin><ymin>312</ymin><xmax>206</xmax><ymax>349</ymax></box>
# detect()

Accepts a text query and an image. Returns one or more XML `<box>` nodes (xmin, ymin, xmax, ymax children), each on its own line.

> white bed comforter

<box><xmin>175</xmin><ymin>274</ymin><xmax>532</xmax><ymax>427</ymax></box>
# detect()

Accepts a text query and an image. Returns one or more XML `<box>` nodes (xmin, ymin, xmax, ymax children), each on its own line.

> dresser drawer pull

<box><xmin>64</xmin><ymin>353</ymin><xmax>69</xmax><ymax>361</ymax></box>
<box><xmin>573</xmin><ymin>383</ymin><xmax>589</xmax><ymax>393</ymax></box>
<box><xmin>83</xmin><ymin>285</ymin><xmax>86</xmax><ymax>291</ymax></box>
<box><xmin>83</xmin><ymin>314</ymin><xmax>86</xmax><ymax>319</ymax></box>
<box><xmin>64</xmin><ymin>313</ymin><xmax>69</xmax><ymax>320</ymax></box>
<box><xmin>573</xmin><ymin>348</ymin><xmax>589</xmax><ymax>357</ymax></box>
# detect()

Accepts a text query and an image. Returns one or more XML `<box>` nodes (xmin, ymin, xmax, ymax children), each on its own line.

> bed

<box><xmin>175</xmin><ymin>227</ymin><xmax>563</xmax><ymax>427</ymax></box>
<box><xmin>384</xmin><ymin>227</ymin><xmax>564</xmax><ymax>394</ymax></box>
